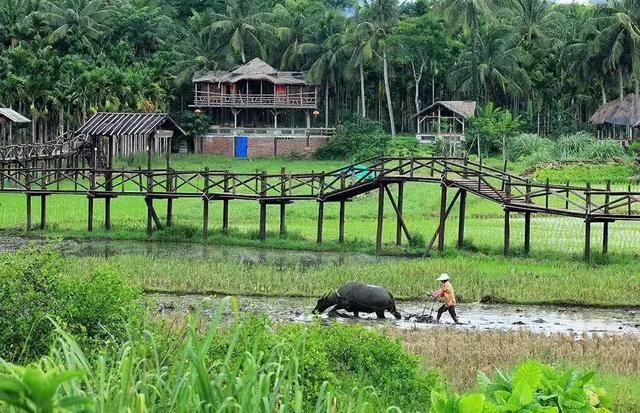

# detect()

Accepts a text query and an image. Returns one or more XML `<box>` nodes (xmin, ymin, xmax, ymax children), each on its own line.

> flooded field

<box><xmin>148</xmin><ymin>293</ymin><xmax>640</xmax><ymax>337</ymax></box>
<box><xmin>4</xmin><ymin>235</ymin><xmax>639</xmax><ymax>336</ymax></box>
<box><xmin>0</xmin><ymin>235</ymin><xmax>400</xmax><ymax>270</ymax></box>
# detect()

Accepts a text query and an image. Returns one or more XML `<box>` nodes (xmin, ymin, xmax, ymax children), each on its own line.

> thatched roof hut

<box><xmin>193</xmin><ymin>58</ymin><xmax>311</xmax><ymax>86</ymax></box>
<box><xmin>416</xmin><ymin>101</ymin><xmax>477</xmax><ymax>119</ymax></box>
<box><xmin>589</xmin><ymin>94</ymin><xmax>640</xmax><ymax>126</ymax></box>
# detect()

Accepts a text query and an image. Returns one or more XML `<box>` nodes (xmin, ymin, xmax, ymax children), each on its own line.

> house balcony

<box><xmin>193</xmin><ymin>91</ymin><xmax>318</xmax><ymax>109</ymax></box>
<box><xmin>205</xmin><ymin>126</ymin><xmax>335</xmax><ymax>138</ymax></box>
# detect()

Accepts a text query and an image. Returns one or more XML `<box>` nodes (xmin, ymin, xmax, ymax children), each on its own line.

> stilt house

<box><xmin>191</xmin><ymin>58</ymin><xmax>334</xmax><ymax>158</ymax></box>
<box><xmin>0</xmin><ymin>108</ymin><xmax>30</xmax><ymax>145</ymax></box>
<box><xmin>415</xmin><ymin>101</ymin><xmax>476</xmax><ymax>143</ymax></box>
<box><xmin>590</xmin><ymin>94</ymin><xmax>640</xmax><ymax>140</ymax></box>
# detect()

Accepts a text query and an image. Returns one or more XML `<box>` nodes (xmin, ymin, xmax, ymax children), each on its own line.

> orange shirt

<box><xmin>434</xmin><ymin>281</ymin><xmax>456</xmax><ymax>306</ymax></box>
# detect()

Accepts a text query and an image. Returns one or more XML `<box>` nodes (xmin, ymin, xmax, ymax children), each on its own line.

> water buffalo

<box><xmin>312</xmin><ymin>281</ymin><xmax>401</xmax><ymax>319</ymax></box>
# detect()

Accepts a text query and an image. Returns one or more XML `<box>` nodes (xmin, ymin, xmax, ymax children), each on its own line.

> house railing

<box><xmin>205</xmin><ymin>127</ymin><xmax>335</xmax><ymax>138</ymax></box>
<box><xmin>193</xmin><ymin>91</ymin><xmax>318</xmax><ymax>109</ymax></box>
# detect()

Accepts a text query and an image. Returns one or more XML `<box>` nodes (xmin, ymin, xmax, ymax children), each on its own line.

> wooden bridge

<box><xmin>2</xmin><ymin>150</ymin><xmax>640</xmax><ymax>260</ymax></box>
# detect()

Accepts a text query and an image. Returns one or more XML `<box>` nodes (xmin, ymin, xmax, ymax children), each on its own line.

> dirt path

<box><xmin>149</xmin><ymin>293</ymin><xmax>640</xmax><ymax>336</ymax></box>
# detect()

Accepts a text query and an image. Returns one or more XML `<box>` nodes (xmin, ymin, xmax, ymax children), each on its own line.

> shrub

<box><xmin>385</xmin><ymin>137</ymin><xmax>421</xmax><ymax>157</ymax></box>
<box><xmin>0</xmin><ymin>246</ymin><xmax>141</xmax><ymax>362</ymax></box>
<box><xmin>579</xmin><ymin>140</ymin><xmax>625</xmax><ymax>162</ymax></box>
<box><xmin>508</xmin><ymin>133</ymin><xmax>554</xmax><ymax>162</ymax></box>
<box><xmin>430</xmin><ymin>360</ymin><xmax>612</xmax><ymax>413</ymax></box>
<box><xmin>315</xmin><ymin>118</ymin><xmax>391</xmax><ymax>160</ymax></box>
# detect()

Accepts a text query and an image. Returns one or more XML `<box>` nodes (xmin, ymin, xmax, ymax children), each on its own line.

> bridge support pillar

<box><xmin>602</xmin><ymin>222</ymin><xmax>609</xmax><ymax>255</ymax></box>
<box><xmin>376</xmin><ymin>184</ymin><xmax>385</xmax><ymax>254</ymax></box>
<box><xmin>147</xmin><ymin>198</ymin><xmax>154</xmax><ymax>239</ymax></box>
<box><xmin>105</xmin><ymin>197</ymin><xmax>111</xmax><ymax>230</ymax></box>
<box><xmin>202</xmin><ymin>198</ymin><xmax>209</xmax><ymax>242</ymax></box>
<box><xmin>524</xmin><ymin>212</ymin><xmax>531</xmax><ymax>256</ymax></box>
<box><xmin>584</xmin><ymin>220</ymin><xmax>591</xmax><ymax>262</ymax></box>
<box><xmin>259</xmin><ymin>201</ymin><xmax>267</xmax><ymax>241</ymax></box>
<box><xmin>279</xmin><ymin>203</ymin><xmax>286</xmax><ymax>236</ymax></box>
<box><xmin>338</xmin><ymin>200</ymin><xmax>346</xmax><ymax>243</ymax></box>
<box><xmin>222</xmin><ymin>200</ymin><xmax>229</xmax><ymax>234</ymax></box>
<box><xmin>457</xmin><ymin>189</ymin><xmax>466</xmax><ymax>249</ymax></box>
<box><xmin>437</xmin><ymin>184</ymin><xmax>447</xmax><ymax>252</ymax></box>
<box><xmin>26</xmin><ymin>195</ymin><xmax>32</xmax><ymax>231</ymax></box>
<box><xmin>503</xmin><ymin>209</ymin><xmax>510</xmax><ymax>256</ymax></box>
<box><xmin>166</xmin><ymin>198</ymin><xmax>173</xmax><ymax>227</ymax></box>
<box><xmin>396</xmin><ymin>182</ymin><xmax>404</xmax><ymax>246</ymax></box>
<box><xmin>316</xmin><ymin>201</ymin><xmax>324</xmax><ymax>243</ymax></box>
<box><xmin>87</xmin><ymin>197</ymin><xmax>94</xmax><ymax>232</ymax></box>
<box><xmin>40</xmin><ymin>195</ymin><xmax>46</xmax><ymax>230</ymax></box>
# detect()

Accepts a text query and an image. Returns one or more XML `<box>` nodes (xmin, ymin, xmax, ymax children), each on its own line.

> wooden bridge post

<box><xmin>87</xmin><ymin>197</ymin><xmax>94</xmax><ymax>232</ymax></box>
<box><xmin>396</xmin><ymin>182</ymin><xmax>404</xmax><ymax>246</ymax></box>
<box><xmin>584</xmin><ymin>182</ymin><xmax>592</xmax><ymax>261</ymax></box>
<box><xmin>376</xmin><ymin>183</ymin><xmax>385</xmax><ymax>253</ymax></box>
<box><xmin>603</xmin><ymin>180</ymin><xmax>611</xmax><ymax>255</ymax></box>
<box><xmin>524</xmin><ymin>181</ymin><xmax>532</xmax><ymax>256</ymax></box>
<box><xmin>259</xmin><ymin>171</ymin><xmax>267</xmax><ymax>241</ymax></box>
<box><xmin>223</xmin><ymin>170</ymin><xmax>230</xmax><ymax>234</ymax></box>
<box><xmin>437</xmin><ymin>183</ymin><xmax>447</xmax><ymax>252</ymax></box>
<box><xmin>166</xmin><ymin>168</ymin><xmax>173</xmax><ymax>227</ymax></box>
<box><xmin>88</xmin><ymin>165</ymin><xmax>95</xmax><ymax>232</ymax></box>
<box><xmin>457</xmin><ymin>189</ymin><xmax>466</xmax><ymax>249</ymax></box>
<box><xmin>40</xmin><ymin>195</ymin><xmax>46</xmax><ymax>230</ymax></box>
<box><xmin>503</xmin><ymin>179</ymin><xmax>511</xmax><ymax>256</ymax></box>
<box><xmin>26</xmin><ymin>195</ymin><xmax>32</xmax><ymax>231</ymax></box>
<box><xmin>317</xmin><ymin>174</ymin><xmax>325</xmax><ymax>243</ymax></box>
<box><xmin>280</xmin><ymin>167</ymin><xmax>286</xmax><ymax>236</ymax></box>
<box><xmin>203</xmin><ymin>167</ymin><xmax>210</xmax><ymax>242</ymax></box>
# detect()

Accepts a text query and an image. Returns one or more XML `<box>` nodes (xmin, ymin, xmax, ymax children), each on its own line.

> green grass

<box><xmin>2</xmin><ymin>155</ymin><xmax>640</xmax><ymax>259</ymax></box>
<box><xmin>531</xmin><ymin>162</ymin><xmax>635</xmax><ymax>183</ymax></box>
<box><xmin>64</xmin><ymin>251</ymin><xmax>640</xmax><ymax>306</ymax></box>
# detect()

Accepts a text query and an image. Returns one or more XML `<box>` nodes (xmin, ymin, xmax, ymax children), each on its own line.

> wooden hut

<box><xmin>191</xmin><ymin>58</ymin><xmax>334</xmax><ymax>158</ymax></box>
<box><xmin>0</xmin><ymin>108</ymin><xmax>30</xmax><ymax>145</ymax></box>
<box><xmin>415</xmin><ymin>101</ymin><xmax>476</xmax><ymax>143</ymax></box>
<box><xmin>590</xmin><ymin>94</ymin><xmax>640</xmax><ymax>140</ymax></box>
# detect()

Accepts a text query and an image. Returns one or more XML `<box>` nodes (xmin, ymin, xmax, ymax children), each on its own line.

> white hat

<box><xmin>437</xmin><ymin>273</ymin><xmax>449</xmax><ymax>281</ymax></box>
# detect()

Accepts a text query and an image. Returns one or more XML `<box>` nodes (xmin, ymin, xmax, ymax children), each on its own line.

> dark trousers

<box><xmin>436</xmin><ymin>305</ymin><xmax>458</xmax><ymax>323</ymax></box>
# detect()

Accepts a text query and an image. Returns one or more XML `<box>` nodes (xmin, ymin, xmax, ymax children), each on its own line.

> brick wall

<box><xmin>201</xmin><ymin>135</ymin><xmax>329</xmax><ymax>158</ymax></box>
<box><xmin>202</xmin><ymin>136</ymin><xmax>234</xmax><ymax>156</ymax></box>
<box><xmin>248</xmin><ymin>137</ymin><xmax>275</xmax><ymax>157</ymax></box>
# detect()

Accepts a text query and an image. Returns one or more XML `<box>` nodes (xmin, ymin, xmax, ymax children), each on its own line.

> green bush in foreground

<box><xmin>0</xmin><ymin>300</ymin><xmax>440</xmax><ymax>412</ymax></box>
<box><xmin>0</xmin><ymin>247</ymin><xmax>142</xmax><ymax>363</ymax></box>
<box><xmin>430</xmin><ymin>360</ymin><xmax>611</xmax><ymax>413</ymax></box>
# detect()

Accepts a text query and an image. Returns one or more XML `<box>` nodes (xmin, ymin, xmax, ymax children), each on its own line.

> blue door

<box><xmin>234</xmin><ymin>136</ymin><xmax>248</xmax><ymax>158</ymax></box>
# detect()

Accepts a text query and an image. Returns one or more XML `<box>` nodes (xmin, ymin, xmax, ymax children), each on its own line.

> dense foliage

<box><xmin>430</xmin><ymin>360</ymin><xmax>612</xmax><ymax>412</ymax></box>
<box><xmin>3</xmin><ymin>0</ymin><xmax>640</xmax><ymax>144</ymax></box>
<box><xmin>0</xmin><ymin>247</ymin><xmax>141</xmax><ymax>362</ymax></box>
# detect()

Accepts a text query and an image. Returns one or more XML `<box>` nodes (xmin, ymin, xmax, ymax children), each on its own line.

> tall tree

<box><xmin>359</xmin><ymin>0</ymin><xmax>399</xmax><ymax>136</ymax></box>
<box><xmin>388</xmin><ymin>14</ymin><xmax>448</xmax><ymax>128</ymax></box>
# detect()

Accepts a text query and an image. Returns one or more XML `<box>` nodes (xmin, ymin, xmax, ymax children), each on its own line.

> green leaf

<box><xmin>458</xmin><ymin>393</ymin><xmax>485</xmax><ymax>413</ymax></box>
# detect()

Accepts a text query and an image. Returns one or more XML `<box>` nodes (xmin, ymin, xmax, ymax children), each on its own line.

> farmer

<box><xmin>432</xmin><ymin>273</ymin><xmax>459</xmax><ymax>323</ymax></box>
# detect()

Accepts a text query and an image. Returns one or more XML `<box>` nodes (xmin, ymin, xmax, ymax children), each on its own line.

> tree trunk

<box><xmin>601</xmin><ymin>80</ymin><xmax>607</xmax><ymax>104</ymax></box>
<box><xmin>360</xmin><ymin>63</ymin><xmax>366</xmax><ymax>118</ymax></box>
<box><xmin>325</xmin><ymin>81</ymin><xmax>329</xmax><ymax>128</ymax></box>
<box><xmin>618</xmin><ymin>68</ymin><xmax>624</xmax><ymax>100</ymax></box>
<box><xmin>382</xmin><ymin>49</ymin><xmax>396</xmax><ymax>137</ymax></box>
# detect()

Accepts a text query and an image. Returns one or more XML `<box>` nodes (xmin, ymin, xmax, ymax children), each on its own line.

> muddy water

<box><xmin>0</xmin><ymin>236</ymin><xmax>400</xmax><ymax>270</ymax></box>
<box><xmin>149</xmin><ymin>294</ymin><xmax>640</xmax><ymax>337</ymax></box>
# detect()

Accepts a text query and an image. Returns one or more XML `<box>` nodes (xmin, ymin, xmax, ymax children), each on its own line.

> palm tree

<box><xmin>204</xmin><ymin>0</ymin><xmax>274</xmax><ymax>64</ymax></box>
<box><xmin>593</xmin><ymin>0</ymin><xmax>640</xmax><ymax>98</ymax></box>
<box><xmin>449</xmin><ymin>24</ymin><xmax>531</xmax><ymax>103</ymax></box>
<box><xmin>272</xmin><ymin>2</ymin><xmax>322</xmax><ymax>70</ymax></box>
<box><xmin>44</xmin><ymin>0</ymin><xmax>114</xmax><ymax>55</ymax></box>
<box><xmin>303</xmin><ymin>14</ymin><xmax>346</xmax><ymax>128</ymax></box>
<box><xmin>358</xmin><ymin>0</ymin><xmax>399</xmax><ymax>136</ymax></box>
<box><xmin>343</xmin><ymin>22</ymin><xmax>378</xmax><ymax>119</ymax></box>
<box><xmin>501</xmin><ymin>0</ymin><xmax>557</xmax><ymax>48</ymax></box>
<box><xmin>0</xmin><ymin>0</ymin><xmax>41</xmax><ymax>48</ymax></box>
